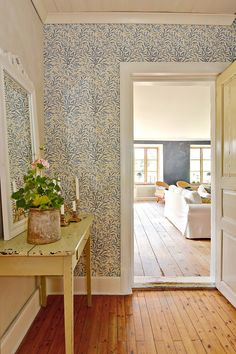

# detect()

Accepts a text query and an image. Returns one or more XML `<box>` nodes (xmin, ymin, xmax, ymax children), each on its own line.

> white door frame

<box><xmin>120</xmin><ymin>62</ymin><xmax>230</xmax><ymax>294</ymax></box>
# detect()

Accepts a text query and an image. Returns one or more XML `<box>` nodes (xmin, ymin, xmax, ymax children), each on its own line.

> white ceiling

<box><xmin>32</xmin><ymin>0</ymin><xmax>236</xmax><ymax>24</ymax></box>
<box><xmin>36</xmin><ymin>0</ymin><xmax>236</xmax><ymax>13</ymax></box>
<box><xmin>133</xmin><ymin>83</ymin><xmax>211</xmax><ymax>141</ymax></box>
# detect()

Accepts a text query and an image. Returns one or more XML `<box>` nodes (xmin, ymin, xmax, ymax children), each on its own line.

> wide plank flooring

<box><xmin>134</xmin><ymin>201</ymin><xmax>211</xmax><ymax>279</ymax></box>
<box><xmin>17</xmin><ymin>290</ymin><xmax>236</xmax><ymax>353</ymax></box>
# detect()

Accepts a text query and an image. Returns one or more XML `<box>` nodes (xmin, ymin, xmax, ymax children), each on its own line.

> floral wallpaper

<box><xmin>44</xmin><ymin>23</ymin><xmax>236</xmax><ymax>277</ymax></box>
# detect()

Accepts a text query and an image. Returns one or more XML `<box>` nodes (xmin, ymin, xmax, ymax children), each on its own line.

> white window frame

<box><xmin>190</xmin><ymin>145</ymin><xmax>211</xmax><ymax>184</ymax></box>
<box><xmin>134</xmin><ymin>144</ymin><xmax>163</xmax><ymax>185</ymax></box>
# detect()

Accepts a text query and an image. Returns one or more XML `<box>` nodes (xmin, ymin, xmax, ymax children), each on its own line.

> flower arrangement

<box><xmin>12</xmin><ymin>158</ymin><xmax>64</xmax><ymax>210</ymax></box>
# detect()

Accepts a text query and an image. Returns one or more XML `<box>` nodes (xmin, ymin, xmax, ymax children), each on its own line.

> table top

<box><xmin>0</xmin><ymin>214</ymin><xmax>93</xmax><ymax>257</ymax></box>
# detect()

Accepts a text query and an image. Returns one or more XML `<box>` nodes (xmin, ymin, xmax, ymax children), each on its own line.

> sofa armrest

<box><xmin>188</xmin><ymin>204</ymin><xmax>211</xmax><ymax>218</ymax></box>
<box><xmin>186</xmin><ymin>203</ymin><xmax>211</xmax><ymax>239</ymax></box>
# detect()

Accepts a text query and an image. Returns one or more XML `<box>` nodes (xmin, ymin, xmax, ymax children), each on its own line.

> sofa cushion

<box><xmin>198</xmin><ymin>184</ymin><xmax>211</xmax><ymax>198</ymax></box>
<box><xmin>169</xmin><ymin>185</ymin><xmax>182</xmax><ymax>194</ymax></box>
<box><xmin>201</xmin><ymin>197</ymin><xmax>211</xmax><ymax>204</ymax></box>
<box><xmin>182</xmin><ymin>190</ymin><xmax>202</xmax><ymax>204</ymax></box>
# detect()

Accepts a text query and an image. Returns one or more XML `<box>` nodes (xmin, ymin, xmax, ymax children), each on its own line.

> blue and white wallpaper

<box><xmin>44</xmin><ymin>23</ymin><xmax>236</xmax><ymax>277</ymax></box>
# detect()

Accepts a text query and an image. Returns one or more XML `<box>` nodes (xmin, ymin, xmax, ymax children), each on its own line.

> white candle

<box><xmin>60</xmin><ymin>204</ymin><xmax>65</xmax><ymax>215</ymax></box>
<box><xmin>12</xmin><ymin>180</ymin><xmax>17</xmax><ymax>192</ymax></box>
<box><xmin>72</xmin><ymin>201</ymin><xmax>76</xmax><ymax>212</ymax></box>
<box><xmin>75</xmin><ymin>177</ymin><xmax>80</xmax><ymax>200</ymax></box>
<box><xmin>57</xmin><ymin>179</ymin><xmax>61</xmax><ymax>195</ymax></box>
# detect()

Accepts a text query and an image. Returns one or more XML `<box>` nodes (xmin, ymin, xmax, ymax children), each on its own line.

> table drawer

<box><xmin>75</xmin><ymin>232</ymin><xmax>89</xmax><ymax>260</ymax></box>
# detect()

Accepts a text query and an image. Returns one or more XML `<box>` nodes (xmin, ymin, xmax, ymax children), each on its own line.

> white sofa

<box><xmin>164</xmin><ymin>185</ymin><xmax>211</xmax><ymax>239</ymax></box>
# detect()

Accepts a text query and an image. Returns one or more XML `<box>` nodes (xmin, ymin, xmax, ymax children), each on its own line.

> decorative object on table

<box><xmin>60</xmin><ymin>204</ymin><xmax>70</xmax><ymax>227</ymax></box>
<box><xmin>75</xmin><ymin>176</ymin><xmax>80</xmax><ymax>200</ymax></box>
<box><xmin>69</xmin><ymin>200</ymin><xmax>81</xmax><ymax>223</ymax></box>
<box><xmin>11</xmin><ymin>158</ymin><xmax>64</xmax><ymax>244</ymax></box>
<box><xmin>68</xmin><ymin>177</ymin><xmax>81</xmax><ymax>223</ymax></box>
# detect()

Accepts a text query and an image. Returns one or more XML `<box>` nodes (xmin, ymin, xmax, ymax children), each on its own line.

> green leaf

<box><xmin>16</xmin><ymin>199</ymin><xmax>26</xmax><ymax>208</ymax></box>
<box><xmin>11</xmin><ymin>190</ymin><xmax>23</xmax><ymax>200</ymax></box>
<box><xmin>41</xmin><ymin>176</ymin><xmax>47</xmax><ymax>183</ymax></box>
<box><xmin>37</xmin><ymin>163</ymin><xmax>44</xmax><ymax>169</ymax></box>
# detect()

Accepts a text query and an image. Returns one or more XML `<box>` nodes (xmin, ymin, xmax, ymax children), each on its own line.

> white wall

<box><xmin>134</xmin><ymin>82</ymin><xmax>211</xmax><ymax>141</ymax></box>
<box><xmin>0</xmin><ymin>0</ymin><xmax>44</xmax><ymax>338</ymax></box>
<box><xmin>0</xmin><ymin>0</ymin><xmax>44</xmax><ymax>141</ymax></box>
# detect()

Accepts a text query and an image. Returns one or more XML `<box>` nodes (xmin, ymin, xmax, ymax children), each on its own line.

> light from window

<box><xmin>134</xmin><ymin>147</ymin><xmax>158</xmax><ymax>184</ymax></box>
<box><xmin>190</xmin><ymin>146</ymin><xmax>211</xmax><ymax>184</ymax></box>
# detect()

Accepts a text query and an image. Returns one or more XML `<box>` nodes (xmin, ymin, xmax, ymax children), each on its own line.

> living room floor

<box><xmin>134</xmin><ymin>201</ymin><xmax>211</xmax><ymax>281</ymax></box>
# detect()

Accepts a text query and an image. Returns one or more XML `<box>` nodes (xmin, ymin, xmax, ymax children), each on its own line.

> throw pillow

<box><xmin>201</xmin><ymin>197</ymin><xmax>211</xmax><ymax>204</ymax></box>
<box><xmin>184</xmin><ymin>191</ymin><xmax>202</xmax><ymax>204</ymax></box>
<box><xmin>198</xmin><ymin>184</ymin><xmax>211</xmax><ymax>199</ymax></box>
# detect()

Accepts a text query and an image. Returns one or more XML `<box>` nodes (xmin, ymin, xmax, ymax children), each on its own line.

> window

<box><xmin>190</xmin><ymin>145</ymin><xmax>211</xmax><ymax>183</ymax></box>
<box><xmin>134</xmin><ymin>147</ymin><xmax>158</xmax><ymax>184</ymax></box>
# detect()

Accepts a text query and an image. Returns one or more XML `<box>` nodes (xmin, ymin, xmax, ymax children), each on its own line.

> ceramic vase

<box><xmin>27</xmin><ymin>208</ymin><xmax>61</xmax><ymax>244</ymax></box>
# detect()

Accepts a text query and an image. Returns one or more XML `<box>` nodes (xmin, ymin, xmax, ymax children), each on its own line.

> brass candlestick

<box><xmin>69</xmin><ymin>199</ymin><xmax>81</xmax><ymax>223</ymax></box>
<box><xmin>60</xmin><ymin>214</ymin><xmax>70</xmax><ymax>227</ymax></box>
<box><xmin>69</xmin><ymin>211</ymin><xmax>81</xmax><ymax>223</ymax></box>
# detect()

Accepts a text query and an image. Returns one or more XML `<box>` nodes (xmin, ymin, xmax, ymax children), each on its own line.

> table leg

<box><xmin>40</xmin><ymin>276</ymin><xmax>47</xmax><ymax>307</ymax></box>
<box><xmin>63</xmin><ymin>256</ymin><xmax>74</xmax><ymax>354</ymax></box>
<box><xmin>85</xmin><ymin>235</ymin><xmax>92</xmax><ymax>307</ymax></box>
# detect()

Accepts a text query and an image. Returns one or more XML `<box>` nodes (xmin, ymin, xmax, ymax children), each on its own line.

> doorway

<box><xmin>120</xmin><ymin>62</ymin><xmax>229</xmax><ymax>293</ymax></box>
<box><xmin>133</xmin><ymin>81</ymin><xmax>212</xmax><ymax>284</ymax></box>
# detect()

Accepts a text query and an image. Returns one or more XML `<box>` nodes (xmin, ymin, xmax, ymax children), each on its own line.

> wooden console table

<box><xmin>0</xmin><ymin>214</ymin><xmax>93</xmax><ymax>354</ymax></box>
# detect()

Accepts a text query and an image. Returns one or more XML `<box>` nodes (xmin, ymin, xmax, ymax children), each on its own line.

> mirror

<box><xmin>0</xmin><ymin>49</ymin><xmax>39</xmax><ymax>239</ymax></box>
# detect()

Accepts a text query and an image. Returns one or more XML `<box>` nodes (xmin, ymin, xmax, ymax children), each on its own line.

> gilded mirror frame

<box><xmin>0</xmin><ymin>49</ymin><xmax>39</xmax><ymax>240</ymax></box>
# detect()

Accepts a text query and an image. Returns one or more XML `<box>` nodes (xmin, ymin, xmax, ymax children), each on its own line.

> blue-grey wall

<box><xmin>44</xmin><ymin>23</ymin><xmax>236</xmax><ymax>277</ymax></box>
<box><xmin>164</xmin><ymin>141</ymin><xmax>190</xmax><ymax>185</ymax></box>
<box><xmin>135</xmin><ymin>140</ymin><xmax>210</xmax><ymax>185</ymax></box>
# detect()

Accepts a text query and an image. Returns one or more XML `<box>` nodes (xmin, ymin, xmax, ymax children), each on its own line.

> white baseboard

<box><xmin>1</xmin><ymin>289</ymin><xmax>40</xmax><ymax>354</ymax></box>
<box><xmin>47</xmin><ymin>276</ymin><xmax>123</xmax><ymax>295</ymax></box>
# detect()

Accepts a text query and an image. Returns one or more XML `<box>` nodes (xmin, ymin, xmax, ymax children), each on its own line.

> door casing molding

<box><xmin>120</xmin><ymin>61</ymin><xmax>230</xmax><ymax>294</ymax></box>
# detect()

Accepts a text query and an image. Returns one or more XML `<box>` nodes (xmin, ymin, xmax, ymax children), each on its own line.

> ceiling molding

<box><xmin>31</xmin><ymin>0</ymin><xmax>48</xmax><ymax>23</ymax></box>
<box><xmin>43</xmin><ymin>12</ymin><xmax>235</xmax><ymax>25</ymax></box>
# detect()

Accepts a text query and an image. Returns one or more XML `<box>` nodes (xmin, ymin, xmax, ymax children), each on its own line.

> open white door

<box><xmin>216</xmin><ymin>60</ymin><xmax>236</xmax><ymax>307</ymax></box>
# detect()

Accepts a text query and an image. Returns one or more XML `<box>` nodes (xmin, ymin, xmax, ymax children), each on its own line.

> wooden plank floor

<box><xmin>16</xmin><ymin>291</ymin><xmax>236</xmax><ymax>353</ymax></box>
<box><xmin>134</xmin><ymin>201</ymin><xmax>211</xmax><ymax>278</ymax></box>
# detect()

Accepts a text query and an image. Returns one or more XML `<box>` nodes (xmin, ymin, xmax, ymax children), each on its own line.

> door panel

<box><xmin>223</xmin><ymin>76</ymin><xmax>236</xmax><ymax>176</ymax></box>
<box><xmin>216</xmin><ymin>61</ymin><xmax>236</xmax><ymax>307</ymax></box>
<box><xmin>222</xmin><ymin>232</ymin><xmax>236</xmax><ymax>293</ymax></box>
<box><xmin>223</xmin><ymin>190</ymin><xmax>236</xmax><ymax>220</ymax></box>
<box><xmin>223</xmin><ymin>81</ymin><xmax>231</xmax><ymax>176</ymax></box>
